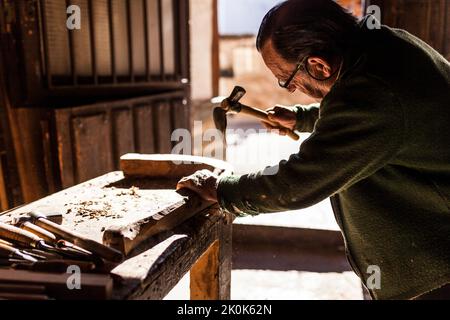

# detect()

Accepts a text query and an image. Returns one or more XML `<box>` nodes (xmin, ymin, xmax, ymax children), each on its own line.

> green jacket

<box><xmin>217</xmin><ymin>24</ymin><xmax>450</xmax><ymax>300</ymax></box>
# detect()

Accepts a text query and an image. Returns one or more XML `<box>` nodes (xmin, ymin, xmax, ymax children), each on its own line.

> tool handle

<box><xmin>0</xmin><ymin>222</ymin><xmax>41</xmax><ymax>248</ymax></box>
<box><xmin>21</xmin><ymin>222</ymin><xmax>57</xmax><ymax>244</ymax></box>
<box><xmin>34</xmin><ymin>219</ymin><xmax>123</xmax><ymax>262</ymax></box>
<box><xmin>0</xmin><ymin>242</ymin><xmax>16</xmax><ymax>257</ymax></box>
<box><xmin>239</xmin><ymin>104</ymin><xmax>300</xmax><ymax>141</ymax></box>
<box><xmin>73</xmin><ymin>238</ymin><xmax>123</xmax><ymax>262</ymax></box>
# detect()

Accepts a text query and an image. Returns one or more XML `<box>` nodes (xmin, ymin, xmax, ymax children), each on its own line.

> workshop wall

<box><xmin>0</xmin><ymin>0</ymin><xmax>191</xmax><ymax>206</ymax></box>
<box><xmin>367</xmin><ymin>0</ymin><xmax>450</xmax><ymax>60</ymax></box>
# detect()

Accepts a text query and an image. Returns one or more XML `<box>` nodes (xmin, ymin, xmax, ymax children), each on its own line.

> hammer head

<box><xmin>213</xmin><ymin>86</ymin><xmax>247</xmax><ymax>142</ymax></box>
<box><xmin>220</xmin><ymin>86</ymin><xmax>247</xmax><ymax>113</ymax></box>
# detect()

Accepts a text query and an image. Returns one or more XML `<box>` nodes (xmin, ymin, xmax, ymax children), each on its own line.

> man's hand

<box><xmin>262</xmin><ymin>105</ymin><xmax>297</xmax><ymax>136</ymax></box>
<box><xmin>176</xmin><ymin>169</ymin><xmax>219</xmax><ymax>203</ymax></box>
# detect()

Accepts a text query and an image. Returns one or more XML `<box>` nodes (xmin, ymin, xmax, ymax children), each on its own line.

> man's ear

<box><xmin>307</xmin><ymin>57</ymin><xmax>332</xmax><ymax>79</ymax></box>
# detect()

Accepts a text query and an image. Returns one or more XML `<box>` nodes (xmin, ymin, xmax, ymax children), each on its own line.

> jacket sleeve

<box><xmin>294</xmin><ymin>104</ymin><xmax>320</xmax><ymax>133</ymax></box>
<box><xmin>217</xmin><ymin>78</ymin><xmax>406</xmax><ymax>217</ymax></box>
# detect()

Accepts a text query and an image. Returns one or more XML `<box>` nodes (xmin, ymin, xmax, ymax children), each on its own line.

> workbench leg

<box><xmin>190</xmin><ymin>214</ymin><xmax>233</xmax><ymax>300</ymax></box>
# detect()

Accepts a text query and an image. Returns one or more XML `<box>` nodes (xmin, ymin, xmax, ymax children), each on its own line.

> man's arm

<box><xmin>217</xmin><ymin>78</ymin><xmax>406</xmax><ymax>217</ymax></box>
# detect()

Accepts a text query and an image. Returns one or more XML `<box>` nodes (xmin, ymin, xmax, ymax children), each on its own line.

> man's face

<box><xmin>261</xmin><ymin>39</ymin><xmax>332</xmax><ymax>100</ymax></box>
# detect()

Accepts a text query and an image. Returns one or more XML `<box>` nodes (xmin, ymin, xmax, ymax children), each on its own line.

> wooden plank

<box><xmin>190</xmin><ymin>240</ymin><xmax>220</xmax><ymax>300</ymax></box>
<box><xmin>0</xmin><ymin>269</ymin><xmax>113</xmax><ymax>300</ymax></box>
<box><xmin>0</xmin><ymin>292</ymin><xmax>50</xmax><ymax>300</ymax></box>
<box><xmin>134</xmin><ymin>105</ymin><xmax>156</xmax><ymax>154</ymax></box>
<box><xmin>156</xmin><ymin>102</ymin><xmax>173</xmax><ymax>154</ymax></box>
<box><xmin>190</xmin><ymin>214</ymin><xmax>233</xmax><ymax>300</ymax></box>
<box><xmin>112</xmin><ymin>108</ymin><xmax>135</xmax><ymax>168</ymax></box>
<box><xmin>103</xmin><ymin>154</ymin><xmax>233</xmax><ymax>255</ymax></box>
<box><xmin>111</xmin><ymin>207</ymin><xmax>233</xmax><ymax>300</ymax></box>
<box><xmin>172</xmin><ymin>99</ymin><xmax>190</xmax><ymax>132</ymax></box>
<box><xmin>0</xmin><ymin>161</ymin><xmax>9</xmax><ymax>211</ymax></box>
<box><xmin>103</xmin><ymin>188</ymin><xmax>214</xmax><ymax>256</ymax></box>
<box><xmin>72</xmin><ymin>113</ymin><xmax>114</xmax><ymax>183</ymax></box>
<box><xmin>190</xmin><ymin>215</ymin><xmax>234</xmax><ymax>300</ymax></box>
<box><xmin>218</xmin><ymin>213</ymin><xmax>233</xmax><ymax>300</ymax></box>
<box><xmin>55</xmin><ymin>109</ymin><xmax>76</xmax><ymax>188</ymax></box>
<box><xmin>120</xmin><ymin>153</ymin><xmax>233</xmax><ymax>178</ymax></box>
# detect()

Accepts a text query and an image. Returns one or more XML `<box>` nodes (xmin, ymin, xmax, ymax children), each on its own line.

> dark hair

<box><xmin>256</xmin><ymin>0</ymin><xmax>359</xmax><ymax>64</ymax></box>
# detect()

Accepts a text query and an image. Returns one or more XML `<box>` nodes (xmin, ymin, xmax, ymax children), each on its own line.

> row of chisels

<box><xmin>0</xmin><ymin>211</ymin><xmax>123</xmax><ymax>273</ymax></box>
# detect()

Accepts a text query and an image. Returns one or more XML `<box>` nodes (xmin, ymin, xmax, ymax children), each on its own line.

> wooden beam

<box><xmin>111</xmin><ymin>207</ymin><xmax>233</xmax><ymax>300</ymax></box>
<box><xmin>190</xmin><ymin>213</ymin><xmax>232</xmax><ymax>300</ymax></box>
<box><xmin>0</xmin><ymin>269</ymin><xmax>113</xmax><ymax>300</ymax></box>
<box><xmin>190</xmin><ymin>240</ymin><xmax>220</xmax><ymax>300</ymax></box>
<box><xmin>120</xmin><ymin>153</ymin><xmax>233</xmax><ymax>178</ymax></box>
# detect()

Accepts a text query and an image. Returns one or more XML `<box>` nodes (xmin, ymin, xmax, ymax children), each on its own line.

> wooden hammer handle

<box><xmin>239</xmin><ymin>104</ymin><xmax>300</xmax><ymax>141</ymax></box>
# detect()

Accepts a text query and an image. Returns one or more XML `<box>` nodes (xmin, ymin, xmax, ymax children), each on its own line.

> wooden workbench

<box><xmin>0</xmin><ymin>172</ymin><xmax>233</xmax><ymax>300</ymax></box>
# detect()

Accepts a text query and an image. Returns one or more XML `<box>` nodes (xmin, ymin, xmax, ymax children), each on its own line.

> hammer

<box><xmin>214</xmin><ymin>86</ymin><xmax>300</xmax><ymax>141</ymax></box>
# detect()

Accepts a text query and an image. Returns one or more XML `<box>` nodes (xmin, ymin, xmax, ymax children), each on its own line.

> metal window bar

<box><xmin>172</xmin><ymin>0</ymin><xmax>180</xmax><ymax>81</ymax></box>
<box><xmin>65</xmin><ymin>0</ymin><xmax>77</xmax><ymax>86</ymax></box>
<box><xmin>143</xmin><ymin>0</ymin><xmax>150</xmax><ymax>82</ymax></box>
<box><xmin>157</xmin><ymin>0</ymin><xmax>165</xmax><ymax>81</ymax></box>
<box><xmin>126</xmin><ymin>0</ymin><xmax>134</xmax><ymax>82</ymax></box>
<box><xmin>108</xmin><ymin>0</ymin><xmax>117</xmax><ymax>83</ymax></box>
<box><xmin>178</xmin><ymin>0</ymin><xmax>189</xmax><ymax>81</ymax></box>
<box><xmin>88</xmin><ymin>0</ymin><xmax>98</xmax><ymax>85</ymax></box>
<box><xmin>37</xmin><ymin>0</ymin><xmax>188</xmax><ymax>90</ymax></box>
<box><xmin>39</xmin><ymin>0</ymin><xmax>53</xmax><ymax>89</ymax></box>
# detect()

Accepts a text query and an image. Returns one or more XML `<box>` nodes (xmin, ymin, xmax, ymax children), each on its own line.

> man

<box><xmin>178</xmin><ymin>0</ymin><xmax>450</xmax><ymax>300</ymax></box>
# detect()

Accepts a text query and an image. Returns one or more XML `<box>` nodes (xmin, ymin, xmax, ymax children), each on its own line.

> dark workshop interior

<box><xmin>0</xmin><ymin>0</ymin><xmax>449</xmax><ymax>301</ymax></box>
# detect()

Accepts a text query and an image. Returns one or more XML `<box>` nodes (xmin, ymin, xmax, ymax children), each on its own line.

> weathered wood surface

<box><xmin>111</xmin><ymin>206</ymin><xmax>233</xmax><ymax>300</ymax></box>
<box><xmin>54</xmin><ymin>92</ymin><xmax>187</xmax><ymax>189</ymax></box>
<box><xmin>120</xmin><ymin>153</ymin><xmax>234</xmax><ymax>178</ymax></box>
<box><xmin>0</xmin><ymin>172</ymin><xmax>181</xmax><ymax>246</ymax></box>
<box><xmin>103</xmin><ymin>154</ymin><xmax>233</xmax><ymax>256</ymax></box>
<box><xmin>190</xmin><ymin>212</ymin><xmax>233</xmax><ymax>300</ymax></box>
<box><xmin>0</xmin><ymin>168</ymin><xmax>234</xmax><ymax>300</ymax></box>
<box><xmin>0</xmin><ymin>269</ymin><xmax>113</xmax><ymax>300</ymax></box>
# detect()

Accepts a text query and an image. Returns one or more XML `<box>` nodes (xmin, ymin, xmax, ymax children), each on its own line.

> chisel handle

<box><xmin>0</xmin><ymin>223</ymin><xmax>41</xmax><ymax>248</ymax></box>
<box><xmin>0</xmin><ymin>242</ymin><xmax>16</xmax><ymax>258</ymax></box>
<box><xmin>33</xmin><ymin>218</ymin><xmax>123</xmax><ymax>263</ymax></box>
<box><xmin>20</xmin><ymin>222</ymin><xmax>57</xmax><ymax>244</ymax></box>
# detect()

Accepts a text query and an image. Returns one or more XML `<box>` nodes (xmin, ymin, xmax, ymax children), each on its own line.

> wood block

<box><xmin>103</xmin><ymin>154</ymin><xmax>233</xmax><ymax>256</ymax></box>
<box><xmin>120</xmin><ymin>153</ymin><xmax>233</xmax><ymax>179</ymax></box>
<box><xmin>190</xmin><ymin>240</ymin><xmax>220</xmax><ymax>300</ymax></box>
<box><xmin>103</xmin><ymin>189</ymin><xmax>214</xmax><ymax>255</ymax></box>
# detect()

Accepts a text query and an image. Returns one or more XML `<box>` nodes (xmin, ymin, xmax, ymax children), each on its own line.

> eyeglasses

<box><xmin>278</xmin><ymin>56</ymin><xmax>308</xmax><ymax>89</ymax></box>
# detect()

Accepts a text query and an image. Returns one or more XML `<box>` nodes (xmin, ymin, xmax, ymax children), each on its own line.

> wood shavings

<box><xmin>116</xmin><ymin>186</ymin><xmax>141</xmax><ymax>198</ymax></box>
<box><xmin>67</xmin><ymin>201</ymin><xmax>123</xmax><ymax>220</ymax></box>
